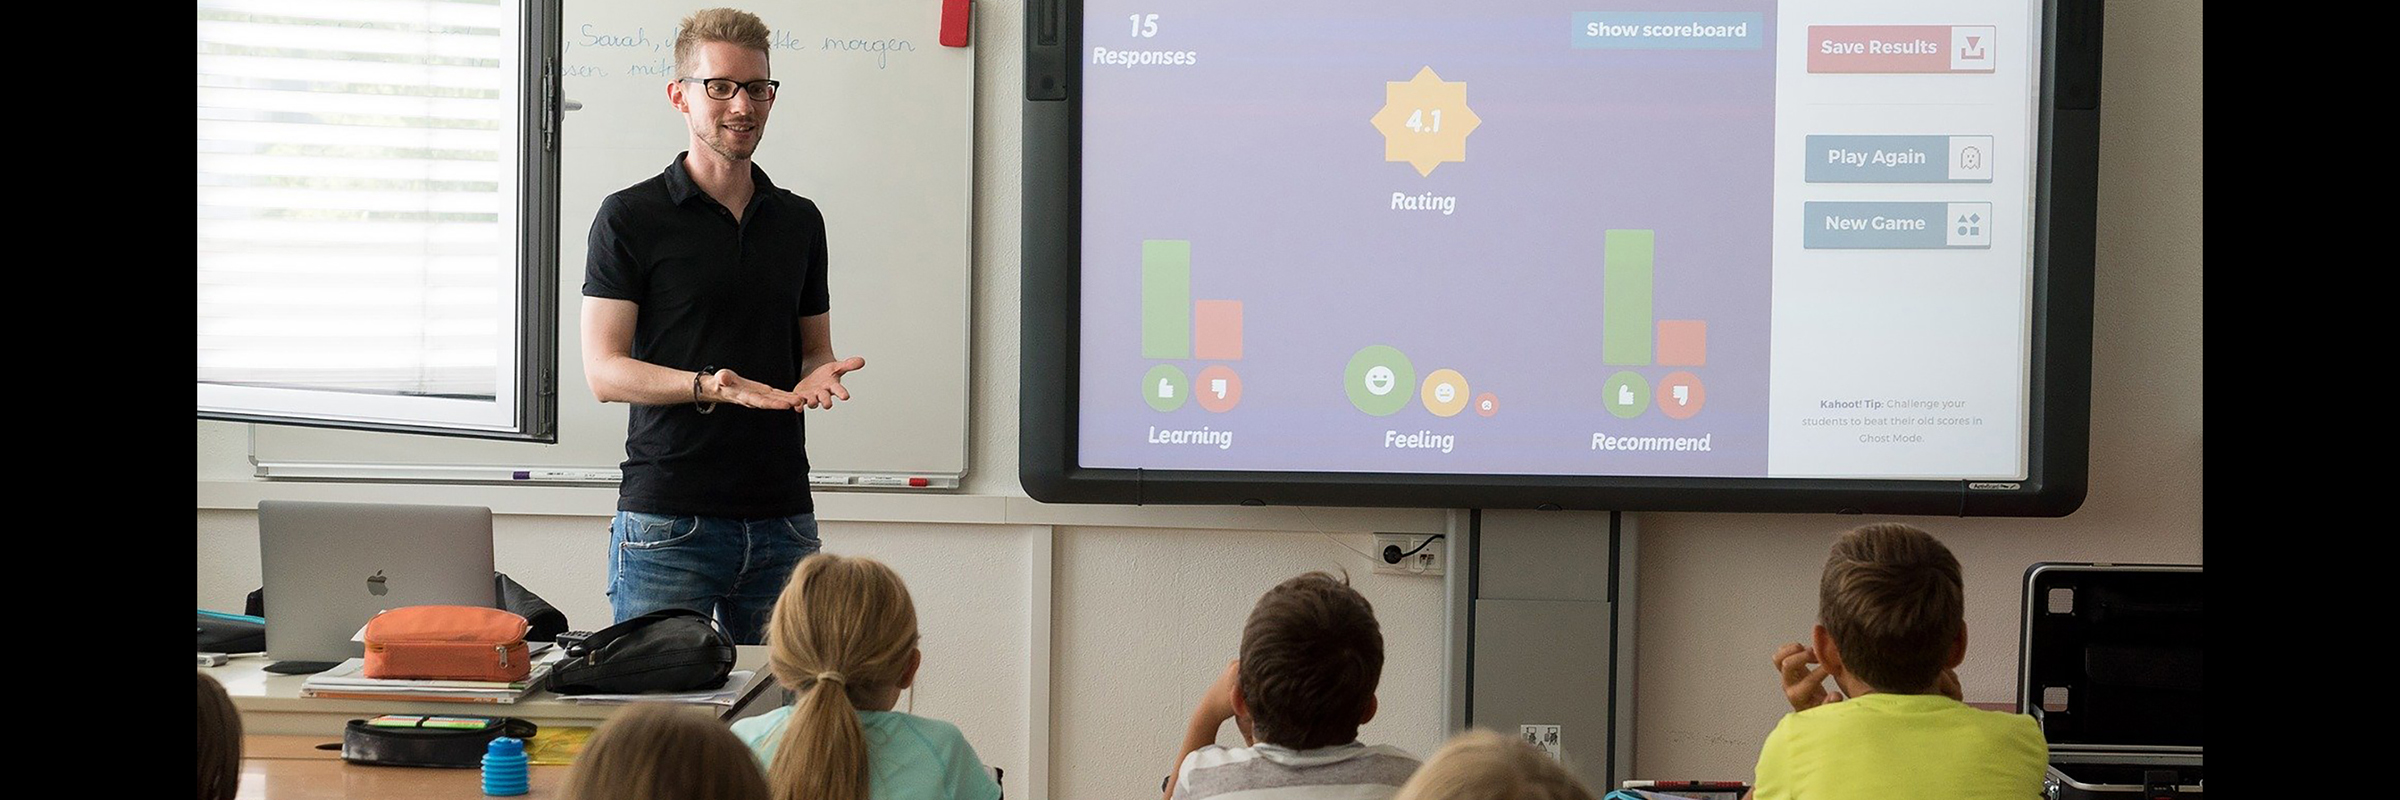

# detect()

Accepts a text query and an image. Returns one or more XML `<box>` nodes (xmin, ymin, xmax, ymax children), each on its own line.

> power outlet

<box><xmin>1371</xmin><ymin>533</ymin><xmax>1444</xmax><ymax>577</ymax></box>
<box><xmin>1519</xmin><ymin>723</ymin><xmax>1562</xmax><ymax>759</ymax></box>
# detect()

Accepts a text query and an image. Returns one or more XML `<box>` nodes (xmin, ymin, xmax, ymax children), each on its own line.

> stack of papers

<box><xmin>300</xmin><ymin>651</ymin><xmax>560</xmax><ymax>705</ymax></box>
<box><xmin>557</xmin><ymin>669</ymin><xmax>759</xmax><ymax>708</ymax></box>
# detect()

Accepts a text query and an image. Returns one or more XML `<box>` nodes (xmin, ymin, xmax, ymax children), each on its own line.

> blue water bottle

<box><xmin>482</xmin><ymin>735</ymin><xmax>529</xmax><ymax>796</ymax></box>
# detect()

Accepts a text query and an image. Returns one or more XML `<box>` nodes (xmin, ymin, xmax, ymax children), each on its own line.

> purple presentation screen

<box><xmin>1071</xmin><ymin>0</ymin><xmax>2045</xmax><ymax>482</ymax></box>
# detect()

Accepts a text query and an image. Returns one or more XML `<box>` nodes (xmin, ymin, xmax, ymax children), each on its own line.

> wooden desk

<box><xmin>209</xmin><ymin>646</ymin><xmax>773</xmax><ymax>736</ymax></box>
<box><xmin>237</xmin><ymin>734</ymin><xmax>571</xmax><ymax>799</ymax></box>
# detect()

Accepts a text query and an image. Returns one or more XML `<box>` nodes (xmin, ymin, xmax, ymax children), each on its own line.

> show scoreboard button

<box><xmin>1808</xmin><ymin>25</ymin><xmax>1996</xmax><ymax>73</ymax></box>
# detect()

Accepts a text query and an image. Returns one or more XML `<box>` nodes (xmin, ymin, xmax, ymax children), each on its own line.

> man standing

<box><xmin>581</xmin><ymin>7</ymin><xmax>864</xmax><ymax>644</ymax></box>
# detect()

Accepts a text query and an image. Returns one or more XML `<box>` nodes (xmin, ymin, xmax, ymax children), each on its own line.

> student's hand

<box><xmin>793</xmin><ymin>356</ymin><xmax>867</xmax><ymax>410</ymax></box>
<box><xmin>1170</xmin><ymin>659</ymin><xmax>1245</xmax><ymax>800</ymax></box>
<box><xmin>1193</xmin><ymin>658</ymin><xmax>1241</xmax><ymax>728</ymax></box>
<box><xmin>708</xmin><ymin>368</ymin><xmax>802</xmax><ymax>411</ymax></box>
<box><xmin>1773</xmin><ymin>642</ymin><xmax>1845</xmax><ymax>712</ymax></box>
<box><xmin>1937</xmin><ymin>667</ymin><xmax>1963</xmax><ymax>701</ymax></box>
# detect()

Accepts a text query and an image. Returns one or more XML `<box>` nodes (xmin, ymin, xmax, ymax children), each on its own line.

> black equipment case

<box><xmin>2017</xmin><ymin>563</ymin><xmax>2203</xmax><ymax>799</ymax></box>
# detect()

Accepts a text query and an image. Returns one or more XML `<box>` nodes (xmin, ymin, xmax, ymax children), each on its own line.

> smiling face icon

<box><xmin>1365</xmin><ymin>366</ymin><xmax>1396</xmax><ymax>396</ymax></box>
<box><xmin>1344</xmin><ymin>345</ymin><xmax>1416</xmax><ymax>416</ymax></box>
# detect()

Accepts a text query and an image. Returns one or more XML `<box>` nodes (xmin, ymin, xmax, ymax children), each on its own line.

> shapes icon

<box><xmin>1369</xmin><ymin>66</ymin><xmax>1484</xmax><ymax>177</ymax></box>
<box><xmin>1344</xmin><ymin>345</ymin><xmax>1416</xmax><ymax>416</ymax></box>
<box><xmin>1422</xmin><ymin>368</ymin><xmax>1469</xmax><ymax>417</ymax></box>
<box><xmin>1143</xmin><ymin>364</ymin><xmax>1189</xmax><ymax>412</ymax></box>
<box><xmin>1946</xmin><ymin>202</ymin><xmax>1993</xmax><ymax>247</ymax></box>
<box><xmin>1656</xmin><ymin>371</ymin><xmax>1705</xmax><ymax>419</ymax></box>
<box><xmin>1196</xmin><ymin>365</ymin><xmax>1243</xmax><ymax>413</ymax></box>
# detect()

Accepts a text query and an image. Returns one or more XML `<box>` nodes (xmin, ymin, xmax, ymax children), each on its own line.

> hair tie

<box><xmin>812</xmin><ymin>671</ymin><xmax>846</xmax><ymax>686</ymax></box>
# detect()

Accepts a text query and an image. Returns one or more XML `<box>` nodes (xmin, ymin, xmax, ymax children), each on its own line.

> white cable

<box><xmin>1321</xmin><ymin>531</ymin><xmax>1380</xmax><ymax>563</ymax></box>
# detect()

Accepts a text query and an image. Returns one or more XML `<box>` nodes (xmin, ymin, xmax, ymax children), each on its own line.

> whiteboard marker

<box><xmin>854</xmin><ymin>476</ymin><xmax>932</xmax><ymax>487</ymax></box>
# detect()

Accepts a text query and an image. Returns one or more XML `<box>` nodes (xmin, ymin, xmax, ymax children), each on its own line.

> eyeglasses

<box><xmin>679</xmin><ymin>77</ymin><xmax>779</xmax><ymax>102</ymax></box>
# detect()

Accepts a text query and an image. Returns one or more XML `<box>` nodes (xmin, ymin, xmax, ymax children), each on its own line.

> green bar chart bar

<box><xmin>1603</xmin><ymin>230</ymin><xmax>1654</xmax><ymax>365</ymax></box>
<box><xmin>1143</xmin><ymin>239</ymin><xmax>1192</xmax><ymax>359</ymax></box>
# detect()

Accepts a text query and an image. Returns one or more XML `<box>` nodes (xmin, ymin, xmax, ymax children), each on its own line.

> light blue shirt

<box><xmin>730</xmin><ymin>707</ymin><xmax>1001</xmax><ymax>800</ymax></box>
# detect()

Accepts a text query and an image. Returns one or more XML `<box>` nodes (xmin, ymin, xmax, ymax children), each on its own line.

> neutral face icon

<box><xmin>1365</xmin><ymin>366</ymin><xmax>1396</xmax><ymax>396</ymax></box>
<box><xmin>367</xmin><ymin>570</ymin><xmax>389</xmax><ymax>596</ymax></box>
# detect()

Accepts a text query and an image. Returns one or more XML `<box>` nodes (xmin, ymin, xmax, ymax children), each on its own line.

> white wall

<box><xmin>196</xmin><ymin>0</ymin><xmax>2201</xmax><ymax>793</ymax></box>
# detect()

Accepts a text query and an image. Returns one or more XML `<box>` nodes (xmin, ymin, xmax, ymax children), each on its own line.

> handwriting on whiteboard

<box><xmin>566</xmin><ymin>24</ymin><xmax>918</xmax><ymax>76</ymax></box>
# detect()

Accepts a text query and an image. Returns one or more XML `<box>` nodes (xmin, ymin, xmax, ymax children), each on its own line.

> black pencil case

<box><xmin>340</xmin><ymin>715</ymin><xmax>538</xmax><ymax>768</ymax></box>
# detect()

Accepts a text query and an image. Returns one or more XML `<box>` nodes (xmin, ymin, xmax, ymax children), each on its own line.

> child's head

<box><xmin>1238</xmin><ymin>571</ymin><xmax>1384</xmax><ymax>749</ymax></box>
<box><xmin>764</xmin><ymin>552</ymin><xmax>921</xmax><ymax>800</ymax></box>
<box><xmin>1816</xmin><ymin>522</ymin><xmax>1967</xmax><ymax>693</ymax></box>
<box><xmin>198</xmin><ymin>671</ymin><xmax>243</xmax><ymax>800</ymax></box>
<box><xmin>562</xmin><ymin>702</ymin><xmax>770</xmax><ymax>800</ymax></box>
<box><xmin>1392</xmin><ymin>728</ymin><xmax>1598</xmax><ymax>800</ymax></box>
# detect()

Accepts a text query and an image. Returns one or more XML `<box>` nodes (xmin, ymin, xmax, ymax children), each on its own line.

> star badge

<box><xmin>1369</xmin><ymin>66</ymin><xmax>1483</xmax><ymax>177</ymax></box>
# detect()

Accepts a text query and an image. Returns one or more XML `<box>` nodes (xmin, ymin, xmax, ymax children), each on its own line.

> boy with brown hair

<box><xmin>1165</xmin><ymin>571</ymin><xmax>1422</xmax><ymax>800</ymax></box>
<box><xmin>1753</xmin><ymin>522</ymin><xmax>2047</xmax><ymax>799</ymax></box>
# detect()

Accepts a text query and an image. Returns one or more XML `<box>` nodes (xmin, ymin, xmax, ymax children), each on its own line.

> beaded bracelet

<box><xmin>693</xmin><ymin>366</ymin><xmax>718</xmax><ymax>414</ymax></box>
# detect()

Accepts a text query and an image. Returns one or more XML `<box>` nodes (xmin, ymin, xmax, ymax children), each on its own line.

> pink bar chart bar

<box><xmin>1658</xmin><ymin>320</ymin><xmax>1707</xmax><ymax>366</ymax></box>
<box><xmin>1194</xmin><ymin>300</ymin><xmax>1243</xmax><ymax>360</ymax></box>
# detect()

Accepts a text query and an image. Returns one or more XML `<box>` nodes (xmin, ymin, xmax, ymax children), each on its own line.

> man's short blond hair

<box><xmin>675</xmin><ymin>8</ymin><xmax>772</xmax><ymax>76</ymax></box>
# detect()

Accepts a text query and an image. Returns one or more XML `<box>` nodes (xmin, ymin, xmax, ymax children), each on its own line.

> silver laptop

<box><xmin>258</xmin><ymin>500</ymin><xmax>497</xmax><ymax>667</ymax></box>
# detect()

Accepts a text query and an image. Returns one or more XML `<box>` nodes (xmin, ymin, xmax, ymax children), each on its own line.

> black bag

<box><xmin>546</xmin><ymin>607</ymin><xmax>736</xmax><ymax>695</ymax></box>
<box><xmin>198</xmin><ymin>610</ymin><xmax>267</xmax><ymax>653</ymax></box>
<box><xmin>342</xmin><ymin>715</ymin><xmax>538</xmax><ymax>769</ymax></box>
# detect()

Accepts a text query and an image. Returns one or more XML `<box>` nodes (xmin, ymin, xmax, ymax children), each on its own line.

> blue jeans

<box><xmin>607</xmin><ymin>511</ymin><xmax>822</xmax><ymax>645</ymax></box>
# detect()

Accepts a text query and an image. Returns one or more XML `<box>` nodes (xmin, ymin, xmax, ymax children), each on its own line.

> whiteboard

<box><xmin>256</xmin><ymin>0</ymin><xmax>974</xmax><ymax>485</ymax></box>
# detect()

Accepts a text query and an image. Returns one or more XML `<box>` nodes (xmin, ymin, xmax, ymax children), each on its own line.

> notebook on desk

<box><xmin>257</xmin><ymin>500</ymin><xmax>497</xmax><ymax>671</ymax></box>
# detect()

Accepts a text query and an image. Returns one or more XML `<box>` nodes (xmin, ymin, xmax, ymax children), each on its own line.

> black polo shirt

<box><xmin>583</xmin><ymin>152</ymin><xmax>831</xmax><ymax>518</ymax></box>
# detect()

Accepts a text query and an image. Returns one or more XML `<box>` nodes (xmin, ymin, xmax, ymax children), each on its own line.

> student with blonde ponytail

<box><xmin>730</xmin><ymin>552</ymin><xmax>1001</xmax><ymax>800</ymax></box>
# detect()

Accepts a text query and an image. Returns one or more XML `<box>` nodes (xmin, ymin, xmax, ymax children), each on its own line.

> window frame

<box><xmin>195</xmin><ymin>0</ymin><xmax>564</xmax><ymax>442</ymax></box>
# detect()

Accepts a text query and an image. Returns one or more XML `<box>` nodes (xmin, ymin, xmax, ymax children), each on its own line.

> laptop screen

<box><xmin>257</xmin><ymin>500</ymin><xmax>498</xmax><ymax>665</ymax></box>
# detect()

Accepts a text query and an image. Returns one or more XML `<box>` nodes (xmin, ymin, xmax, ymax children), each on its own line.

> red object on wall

<box><xmin>940</xmin><ymin>0</ymin><xmax>972</xmax><ymax>47</ymax></box>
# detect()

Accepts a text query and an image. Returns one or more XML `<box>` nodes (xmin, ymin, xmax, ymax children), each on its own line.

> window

<box><xmin>196</xmin><ymin>0</ymin><xmax>560</xmax><ymax>440</ymax></box>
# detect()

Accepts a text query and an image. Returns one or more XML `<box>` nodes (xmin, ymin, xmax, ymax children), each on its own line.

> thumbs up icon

<box><xmin>1157</xmin><ymin>378</ymin><xmax>1174</xmax><ymax>399</ymax></box>
<box><xmin>1617</xmin><ymin>383</ymin><xmax>1634</xmax><ymax>406</ymax></box>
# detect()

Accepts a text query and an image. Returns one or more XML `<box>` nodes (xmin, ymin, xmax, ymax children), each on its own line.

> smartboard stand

<box><xmin>1442</xmin><ymin>509</ymin><xmax>1638</xmax><ymax>788</ymax></box>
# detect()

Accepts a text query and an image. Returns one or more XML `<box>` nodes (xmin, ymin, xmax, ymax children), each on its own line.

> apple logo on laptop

<box><xmin>368</xmin><ymin>570</ymin><xmax>389</xmax><ymax>596</ymax></box>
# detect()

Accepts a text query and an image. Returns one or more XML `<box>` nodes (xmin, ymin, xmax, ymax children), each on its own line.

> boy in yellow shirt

<box><xmin>1752</xmin><ymin>523</ymin><xmax>2048</xmax><ymax>799</ymax></box>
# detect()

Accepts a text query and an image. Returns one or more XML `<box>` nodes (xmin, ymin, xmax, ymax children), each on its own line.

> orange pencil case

<box><xmin>363</xmin><ymin>605</ymin><xmax>532</xmax><ymax>682</ymax></box>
